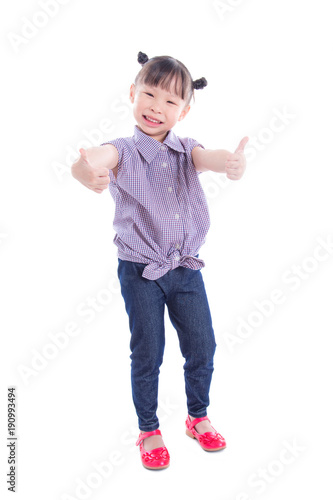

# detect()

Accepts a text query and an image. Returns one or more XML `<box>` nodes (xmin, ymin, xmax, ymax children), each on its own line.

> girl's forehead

<box><xmin>141</xmin><ymin>79</ymin><xmax>183</xmax><ymax>98</ymax></box>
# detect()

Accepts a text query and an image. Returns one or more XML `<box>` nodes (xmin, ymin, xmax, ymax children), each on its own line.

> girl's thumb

<box><xmin>234</xmin><ymin>136</ymin><xmax>249</xmax><ymax>154</ymax></box>
<box><xmin>79</xmin><ymin>148</ymin><xmax>88</xmax><ymax>161</ymax></box>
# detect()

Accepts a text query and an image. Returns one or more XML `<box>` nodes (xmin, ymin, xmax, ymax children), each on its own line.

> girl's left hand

<box><xmin>225</xmin><ymin>137</ymin><xmax>249</xmax><ymax>180</ymax></box>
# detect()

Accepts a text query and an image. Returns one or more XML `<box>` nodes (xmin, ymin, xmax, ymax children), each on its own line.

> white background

<box><xmin>1</xmin><ymin>0</ymin><xmax>333</xmax><ymax>498</ymax></box>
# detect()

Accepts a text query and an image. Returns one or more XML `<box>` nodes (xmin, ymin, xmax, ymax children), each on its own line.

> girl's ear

<box><xmin>178</xmin><ymin>105</ymin><xmax>191</xmax><ymax>122</ymax></box>
<box><xmin>129</xmin><ymin>83</ymin><xmax>136</xmax><ymax>103</ymax></box>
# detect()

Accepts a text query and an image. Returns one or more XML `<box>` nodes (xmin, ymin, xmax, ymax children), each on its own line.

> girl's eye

<box><xmin>145</xmin><ymin>93</ymin><xmax>153</xmax><ymax>97</ymax></box>
<box><xmin>168</xmin><ymin>101</ymin><xmax>176</xmax><ymax>105</ymax></box>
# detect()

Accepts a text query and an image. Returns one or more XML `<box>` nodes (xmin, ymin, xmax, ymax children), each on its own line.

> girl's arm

<box><xmin>192</xmin><ymin>136</ymin><xmax>249</xmax><ymax>180</ymax></box>
<box><xmin>71</xmin><ymin>145</ymin><xmax>118</xmax><ymax>193</ymax></box>
<box><xmin>192</xmin><ymin>147</ymin><xmax>230</xmax><ymax>173</ymax></box>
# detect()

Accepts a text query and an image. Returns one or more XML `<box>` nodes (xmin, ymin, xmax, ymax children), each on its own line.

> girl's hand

<box><xmin>225</xmin><ymin>137</ymin><xmax>249</xmax><ymax>180</ymax></box>
<box><xmin>71</xmin><ymin>148</ymin><xmax>111</xmax><ymax>194</ymax></box>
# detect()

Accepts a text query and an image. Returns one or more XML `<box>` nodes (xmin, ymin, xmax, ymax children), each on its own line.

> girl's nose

<box><xmin>150</xmin><ymin>101</ymin><xmax>162</xmax><ymax>113</ymax></box>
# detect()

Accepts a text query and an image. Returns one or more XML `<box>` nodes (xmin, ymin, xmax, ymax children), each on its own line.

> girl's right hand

<box><xmin>71</xmin><ymin>147</ymin><xmax>112</xmax><ymax>194</ymax></box>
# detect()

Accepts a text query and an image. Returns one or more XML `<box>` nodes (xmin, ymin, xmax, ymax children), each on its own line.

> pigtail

<box><xmin>192</xmin><ymin>77</ymin><xmax>208</xmax><ymax>90</ymax></box>
<box><xmin>137</xmin><ymin>51</ymin><xmax>149</xmax><ymax>65</ymax></box>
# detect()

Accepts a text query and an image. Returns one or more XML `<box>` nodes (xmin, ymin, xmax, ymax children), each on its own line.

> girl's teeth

<box><xmin>146</xmin><ymin>116</ymin><xmax>160</xmax><ymax>123</ymax></box>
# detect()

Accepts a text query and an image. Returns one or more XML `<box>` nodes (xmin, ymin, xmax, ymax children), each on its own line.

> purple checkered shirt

<box><xmin>101</xmin><ymin>125</ymin><xmax>210</xmax><ymax>280</ymax></box>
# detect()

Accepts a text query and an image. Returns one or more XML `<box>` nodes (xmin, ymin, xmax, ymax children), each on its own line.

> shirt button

<box><xmin>174</xmin><ymin>255</ymin><xmax>180</xmax><ymax>261</ymax></box>
<box><xmin>160</xmin><ymin>145</ymin><xmax>166</xmax><ymax>151</ymax></box>
<box><xmin>168</xmin><ymin>187</ymin><xmax>172</xmax><ymax>192</ymax></box>
<box><xmin>175</xmin><ymin>243</ymin><xmax>180</xmax><ymax>249</ymax></box>
<box><xmin>175</xmin><ymin>214</ymin><xmax>180</xmax><ymax>220</ymax></box>
<box><xmin>162</xmin><ymin>162</ymin><xmax>168</xmax><ymax>167</ymax></box>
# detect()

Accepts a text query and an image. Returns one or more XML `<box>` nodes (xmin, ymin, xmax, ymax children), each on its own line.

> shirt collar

<box><xmin>134</xmin><ymin>125</ymin><xmax>185</xmax><ymax>163</ymax></box>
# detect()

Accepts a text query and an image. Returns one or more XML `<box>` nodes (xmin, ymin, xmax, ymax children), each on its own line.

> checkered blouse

<box><xmin>101</xmin><ymin>125</ymin><xmax>210</xmax><ymax>280</ymax></box>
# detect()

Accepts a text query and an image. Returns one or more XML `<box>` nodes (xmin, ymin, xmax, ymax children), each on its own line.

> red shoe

<box><xmin>136</xmin><ymin>430</ymin><xmax>170</xmax><ymax>470</ymax></box>
<box><xmin>185</xmin><ymin>416</ymin><xmax>226</xmax><ymax>451</ymax></box>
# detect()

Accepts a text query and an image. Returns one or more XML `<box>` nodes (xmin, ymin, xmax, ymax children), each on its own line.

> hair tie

<box><xmin>137</xmin><ymin>51</ymin><xmax>149</xmax><ymax>65</ymax></box>
<box><xmin>192</xmin><ymin>77</ymin><xmax>208</xmax><ymax>90</ymax></box>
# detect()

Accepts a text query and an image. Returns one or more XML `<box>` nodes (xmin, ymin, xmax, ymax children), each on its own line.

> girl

<box><xmin>71</xmin><ymin>51</ymin><xmax>248</xmax><ymax>470</ymax></box>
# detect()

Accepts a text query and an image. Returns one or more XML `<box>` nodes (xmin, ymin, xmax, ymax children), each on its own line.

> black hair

<box><xmin>135</xmin><ymin>51</ymin><xmax>207</xmax><ymax>106</ymax></box>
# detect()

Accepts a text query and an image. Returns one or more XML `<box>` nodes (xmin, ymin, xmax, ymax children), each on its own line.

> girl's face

<box><xmin>129</xmin><ymin>79</ymin><xmax>191</xmax><ymax>142</ymax></box>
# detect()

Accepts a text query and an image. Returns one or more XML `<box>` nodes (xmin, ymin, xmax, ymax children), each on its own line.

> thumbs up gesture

<box><xmin>225</xmin><ymin>137</ymin><xmax>249</xmax><ymax>180</ymax></box>
<box><xmin>71</xmin><ymin>147</ymin><xmax>112</xmax><ymax>194</ymax></box>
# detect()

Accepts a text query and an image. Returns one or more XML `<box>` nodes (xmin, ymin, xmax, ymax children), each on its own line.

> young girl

<box><xmin>71</xmin><ymin>51</ymin><xmax>248</xmax><ymax>470</ymax></box>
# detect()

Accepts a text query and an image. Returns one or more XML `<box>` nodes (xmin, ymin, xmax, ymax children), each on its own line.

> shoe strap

<box><xmin>136</xmin><ymin>429</ymin><xmax>162</xmax><ymax>446</ymax></box>
<box><xmin>187</xmin><ymin>416</ymin><xmax>210</xmax><ymax>431</ymax></box>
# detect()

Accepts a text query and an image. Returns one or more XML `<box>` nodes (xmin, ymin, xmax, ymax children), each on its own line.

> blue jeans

<box><xmin>117</xmin><ymin>258</ymin><xmax>217</xmax><ymax>432</ymax></box>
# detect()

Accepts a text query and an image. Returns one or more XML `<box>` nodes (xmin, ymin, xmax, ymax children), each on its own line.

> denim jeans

<box><xmin>117</xmin><ymin>258</ymin><xmax>217</xmax><ymax>432</ymax></box>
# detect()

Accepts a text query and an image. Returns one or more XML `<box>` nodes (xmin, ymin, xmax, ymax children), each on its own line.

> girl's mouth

<box><xmin>143</xmin><ymin>115</ymin><xmax>163</xmax><ymax>126</ymax></box>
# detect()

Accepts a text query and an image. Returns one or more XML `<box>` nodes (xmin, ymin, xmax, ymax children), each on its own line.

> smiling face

<box><xmin>129</xmin><ymin>79</ymin><xmax>191</xmax><ymax>142</ymax></box>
